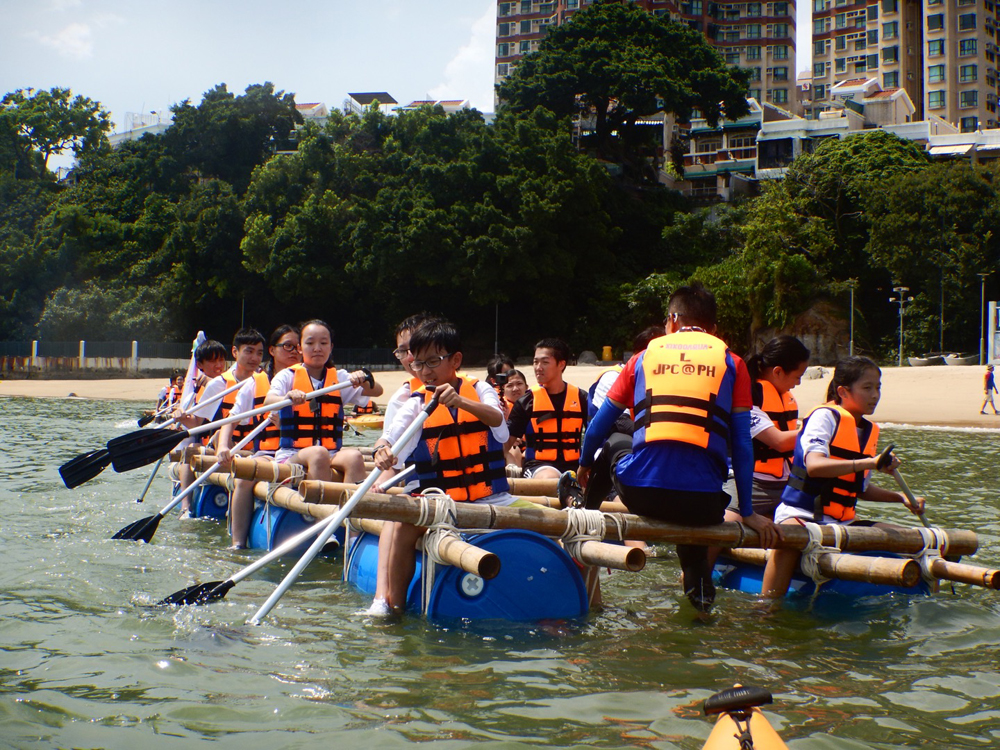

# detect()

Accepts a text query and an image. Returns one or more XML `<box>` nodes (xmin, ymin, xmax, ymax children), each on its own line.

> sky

<box><xmin>2</xmin><ymin>0</ymin><xmax>812</xmax><ymax>169</ymax></box>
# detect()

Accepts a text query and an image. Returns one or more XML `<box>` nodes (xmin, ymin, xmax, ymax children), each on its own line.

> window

<box><xmin>814</xmin><ymin>39</ymin><xmax>826</xmax><ymax>55</ymax></box>
<box><xmin>773</xmin><ymin>45</ymin><xmax>789</xmax><ymax>59</ymax></box>
<box><xmin>856</xmin><ymin>58</ymin><xmax>867</xmax><ymax>72</ymax></box>
<box><xmin>868</xmin><ymin>30</ymin><xmax>879</xmax><ymax>45</ymax></box>
<box><xmin>521</xmin><ymin>0</ymin><xmax>532</xmax><ymax>12</ymax></box>
<box><xmin>730</xmin><ymin>135</ymin><xmax>755</xmax><ymax>150</ymax></box>
<box><xmin>855</xmin><ymin>38</ymin><xmax>867</xmax><ymax>51</ymax></box>
<box><xmin>881</xmin><ymin>0</ymin><xmax>897</xmax><ymax>10</ymax></box>
<box><xmin>499</xmin><ymin>3</ymin><xmax>512</xmax><ymax>16</ymax></box>
<box><xmin>959</xmin><ymin>0</ymin><xmax>976</xmax><ymax>5</ymax></box>
<box><xmin>959</xmin><ymin>13</ymin><xmax>977</xmax><ymax>31</ymax></box>
<box><xmin>927</xmin><ymin>0</ymin><xmax>941</xmax><ymax>4</ymax></box>
<box><xmin>497</xmin><ymin>63</ymin><xmax>509</xmax><ymax>77</ymax></box>
<box><xmin>726</xmin><ymin>51</ymin><xmax>741</xmax><ymax>64</ymax></box>
<box><xmin>961</xmin><ymin>90</ymin><xmax>979</xmax><ymax>107</ymax></box>
<box><xmin>928</xmin><ymin>64</ymin><xmax>946</xmax><ymax>82</ymax></box>
<box><xmin>961</xmin><ymin>116</ymin><xmax>979</xmax><ymax>132</ymax></box>
<box><xmin>746</xmin><ymin>46</ymin><xmax>761</xmax><ymax>59</ymax></box>
<box><xmin>836</xmin><ymin>35</ymin><xmax>847</xmax><ymax>50</ymax></box>
<box><xmin>882</xmin><ymin>45</ymin><xmax>898</xmax><ymax>62</ymax></box>
<box><xmin>747</xmin><ymin>2</ymin><xmax>762</xmax><ymax>15</ymax></box>
<box><xmin>883</xmin><ymin>71</ymin><xmax>899</xmax><ymax>88</ymax></box>
<box><xmin>928</xmin><ymin>90</ymin><xmax>945</xmax><ymax>109</ymax></box>
<box><xmin>696</xmin><ymin>140</ymin><xmax>722</xmax><ymax>153</ymax></box>
<box><xmin>772</xmin><ymin>23</ymin><xmax>789</xmax><ymax>37</ymax></box>
<box><xmin>960</xmin><ymin>38</ymin><xmax>978</xmax><ymax>55</ymax></box>
<box><xmin>749</xmin><ymin>88</ymin><xmax>761</xmax><ymax>101</ymax></box>
<box><xmin>883</xmin><ymin>21</ymin><xmax>898</xmax><ymax>39</ymax></box>
<box><xmin>928</xmin><ymin>39</ymin><xmax>945</xmax><ymax>56</ymax></box>
<box><xmin>836</xmin><ymin>13</ymin><xmax>847</xmax><ymax>28</ymax></box>
<box><xmin>961</xmin><ymin>64</ymin><xmax>978</xmax><ymax>82</ymax></box>
<box><xmin>498</xmin><ymin>22</ymin><xmax>511</xmax><ymax>36</ymax></box>
<box><xmin>771</xmin><ymin>88</ymin><xmax>789</xmax><ymax>104</ymax></box>
<box><xmin>867</xmin><ymin>53</ymin><xmax>879</xmax><ymax>69</ymax></box>
<box><xmin>814</xmin><ymin>84</ymin><xmax>827</xmax><ymax>99</ymax></box>
<box><xmin>520</xmin><ymin>19</ymin><xmax>531</xmax><ymax>33</ymax></box>
<box><xmin>813</xmin><ymin>61</ymin><xmax>826</xmax><ymax>77</ymax></box>
<box><xmin>772</xmin><ymin>66</ymin><xmax>788</xmax><ymax>81</ymax></box>
<box><xmin>750</xmin><ymin>67</ymin><xmax>762</xmax><ymax>81</ymax></box>
<box><xmin>775</xmin><ymin>1</ymin><xmax>789</xmax><ymax>15</ymax></box>
<box><xmin>567</xmin><ymin>0</ymin><xmax>579</xmax><ymax>7</ymax></box>
<box><xmin>867</xmin><ymin>5</ymin><xmax>878</xmax><ymax>21</ymax></box>
<box><xmin>928</xmin><ymin>14</ymin><xmax>944</xmax><ymax>31</ymax></box>
<box><xmin>813</xmin><ymin>0</ymin><xmax>824</xmax><ymax>10</ymax></box>
<box><xmin>519</xmin><ymin>40</ymin><xmax>531</xmax><ymax>53</ymax></box>
<box><xmin>747</xmin><ymin>24</ymin><xmax>761</xmax><ymax>38</ymax></box>
<box><xmin>814</xmin><ymin>18</ymin><xmax>827</xmax><ymax>34</ymax></box>
<box><xmin>498</xmin><ymin>43</ymin><xmax>510</xmax><ymax>56</ymax></box>
<box><xmin>836</xmin><ymin>57</ymin><xmax>847</xmax><ymax>72</ymax></box>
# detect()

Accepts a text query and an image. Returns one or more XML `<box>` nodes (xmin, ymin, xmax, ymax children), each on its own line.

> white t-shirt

<box><xmin>268</xmin><ymin>367</ymin><xmax>369</xmax><ymax>460</ymax></box>
<box><xmin>749</xmin><ymin>405</ymin><xmax>789</xmax><ymax>482</ymax></box>
<box><xmin>591</xmin><ymin>369</ymin><xmax>620</xmax><ymax>412</ymax></box>
<box><xmin>378</xmin><ymin>382</ymin><xmax>414</xmax><ymax>443</ymax></box>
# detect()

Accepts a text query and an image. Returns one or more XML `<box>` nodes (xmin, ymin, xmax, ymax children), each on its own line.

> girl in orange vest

<box><xmin>724</xmin><ymin>335</ymin><xmax>810</xmax><ymax>520</ymax></box>
<box><xmin>761</xmin><ymin>357</ymin><xmax>926</xmax><ymax>599</ymax></box>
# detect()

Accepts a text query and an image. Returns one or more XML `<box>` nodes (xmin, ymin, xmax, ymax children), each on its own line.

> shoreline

<box><xmin>1</xmin><ymin>364</ymin><xmax>992</xmax><ymax>429</ymax></box>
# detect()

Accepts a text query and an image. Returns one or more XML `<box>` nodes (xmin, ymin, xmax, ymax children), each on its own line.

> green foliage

<box><xmin>37</xmin><ymin>282</ymin><xmax>169</xmax><ymax>340</ymax></box>
<box><xmin>498</xmin><ymin>0</ymin><xmax>750</xmax><ymax>178</ymax></box>
<box><xmin>0</xmin><ymin>87</ymin><xmax>111</xmax><ymax>170</ymax></box>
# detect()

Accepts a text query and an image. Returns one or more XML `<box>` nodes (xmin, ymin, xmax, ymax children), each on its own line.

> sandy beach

<box><xmin>0</xmin><ymin>363</ymin><xmax>994</xmax><ymax>428</ymax></box>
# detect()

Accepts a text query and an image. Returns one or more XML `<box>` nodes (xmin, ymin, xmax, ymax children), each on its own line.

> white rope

<box><xmin>285</xmin><ymin>462</ymin><xmax>306</xmax><ymax>487</ymax></box>
<box><xmin>910</xmin><ymin>526</ymin><xmax>947</xmax><ymax>585</ymax></box>
<box><xmin>799</xmin><ymin>522</ymin><xmax>844</xmax><ymax>587</ymax></box>
<box><xmin>560</xmin><ymin>508</ymin><xmax>607</xmax><ymax>562</ymax></box>
<box><xmin>416</xmin><ymin>490</ymin><xmax>457</xmax><ymax>615</ymax></box>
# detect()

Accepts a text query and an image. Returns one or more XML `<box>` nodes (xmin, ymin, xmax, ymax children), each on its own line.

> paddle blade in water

<box><xmin>159</xmin><ymin>579</ymin><xmax>235</xmax><ymax>606</ymax></box>
<box><xmin>108</xmin><ymin>428</ymin><xmax>188</xmax><ymax>473</ymax></box>
<box><xmin>111</xmin><ymin>514</ymin><xmax>161</xmax><ymax>542</ymax></box>
<box><xmin>59</xmin><ymin>449</ymin><xmax>112</xmax><ymax>489</ymax></box>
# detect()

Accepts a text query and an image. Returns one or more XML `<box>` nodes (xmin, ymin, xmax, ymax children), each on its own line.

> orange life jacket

<box><xmin>278</xmin><ymin>365</ymin><xmax>344</xmax><ymax>451</ymax></box>
<box><xmin>752</xmin><ymin>379</ymin><xmax>798</xmax><ymax>479</ymax></box>
<box><xmin>410</xmin><ymin>376</ymin><xmax>510</xmax><ymax>501</ymax></box>
<box><xmin>783</xmin><ymin>403</ymin><xmax>880</xmax><ymax>522</ymax></box>
<box><xmin>524</xmin><ymin>384</ymin><xmax>584</xmax><ymax>466</ymax></box>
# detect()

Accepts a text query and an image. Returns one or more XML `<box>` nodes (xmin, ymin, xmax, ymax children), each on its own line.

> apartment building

<box><xmin>923</xmin><ymin>0</ymin><xmax>1000</xmax><ymax>131</ymax></box>
<box><xmin>809</xmin><ymin>0</ymin><xmax>924</xmax><ymax>120</ymax></box>
<box><xmin>495</xmin><ymin>0</ymin><xmax>797</xmax><ymax>112</ymax></box>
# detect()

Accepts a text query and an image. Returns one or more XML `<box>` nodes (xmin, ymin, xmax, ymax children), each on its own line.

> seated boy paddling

<box><xmin>370</xmin><ymin>319</ymin><xmax>529</xmax><ymax>616</ymax></box>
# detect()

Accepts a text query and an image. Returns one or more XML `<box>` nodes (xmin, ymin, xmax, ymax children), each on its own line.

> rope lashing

<box><xmin>799</xmin><ymin>522</ymin><xmax>845</xmax><ymax>587</ymax></box>
<box><xmin>910</xmin><ymin>526</ymin><xmax>948</xmax><ymax>585</ymax></box>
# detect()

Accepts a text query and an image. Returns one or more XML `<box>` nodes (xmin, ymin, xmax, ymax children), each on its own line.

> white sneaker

<box><xmin>363</xmin><ymin>598</ymin><xmax>391</xmax><ymax>617</ymax></box>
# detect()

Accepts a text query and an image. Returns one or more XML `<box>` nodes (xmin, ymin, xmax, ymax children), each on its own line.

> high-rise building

<box><xmin>923</xmin><ymin>0</ymin><xmax>1000</xmax><ymax>131</ymax></box>
<box><xmin>809</xmin><ymin>0</ymin><xmax>924</xmax><ymax>120</ymax></box>
<box><xmin>495</xmin><ymin>0</ymin><xmax>797</xmax><ymax>112</ymax></box>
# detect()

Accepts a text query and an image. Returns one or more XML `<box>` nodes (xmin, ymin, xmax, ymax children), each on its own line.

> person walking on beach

<box><xmin>981</xmin><ymin>364</ymin><xmax>998</xmax><ymax>415</ymax></box>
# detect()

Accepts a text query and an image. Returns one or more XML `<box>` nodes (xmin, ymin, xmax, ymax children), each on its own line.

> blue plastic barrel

<box><xmin>248</xmin><ymin>504</ymin><xmax>343</xmax><ymax>555</ymax></box>
<box><xmin>346</xmin><ymin>528</ymin><xmax>589</xmax><ymax>621</ymax></box>
<box><xmin>192</xmin><ymin>484</ymin><xmax>230</xmax><ymax>519</ymax></box>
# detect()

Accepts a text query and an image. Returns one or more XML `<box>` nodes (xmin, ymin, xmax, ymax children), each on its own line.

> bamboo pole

<box><xmin>295</xmin><ymin>482</ymin><xmax>978</xmax><ymax>556</ymax></box>
<box><xmin>723</xmin><ymin>548</ymin><xmax>920</xmax><ymax>588</ymax></box>
<box><xmin>929</xmin><ymin>558</ymin><xmax>1000</xmax><ymax>589</ymax></box>
<box><xmin>193</xmin><ymin>455</ymin><xmax>344</xmax><ymax>484</ymax></box>
<box><xmin>347</xmin><ymin>519</ymin><xmax>500</xmax><ymax>579</ymax></box>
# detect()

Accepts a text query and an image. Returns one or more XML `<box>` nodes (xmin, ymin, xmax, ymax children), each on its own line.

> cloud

<box><xmin>49</xmin><ymin>0</ymin><xmax>82</xmax><ymax>10</ymax></box>
<box><xmin>429</xmin><ymin>1</ymin><xmax>496</xmax><ymax>112</ymax></box>
<box><xmin>28</xmin><ymin>22</ymin><xmax>94</xmax><ymax>59</ymax></box>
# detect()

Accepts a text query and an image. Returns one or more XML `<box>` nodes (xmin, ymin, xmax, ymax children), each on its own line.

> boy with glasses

<box><xmin>369</xmin><ymin>318</ymin><xmax>523</xmax><ymax>615</ymax></box>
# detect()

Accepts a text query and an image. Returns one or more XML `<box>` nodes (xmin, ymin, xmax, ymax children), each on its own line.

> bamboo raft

<box><xmin>168</xmin><ymin>453</ymin><xmax>999</xmax><ymax>619</ymax></box>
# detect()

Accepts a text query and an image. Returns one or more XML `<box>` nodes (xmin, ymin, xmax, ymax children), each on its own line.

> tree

<box><xmin>0</xmin><ymin>87</ymin><xmax>110</xmax><ymax>170</ymax></box>
<box><xmin>498</xmin><ymin>0</ymin><xmax>751</xmax><ymax>175</ymax></box>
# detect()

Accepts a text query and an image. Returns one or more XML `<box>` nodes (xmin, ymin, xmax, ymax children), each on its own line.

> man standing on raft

<box><xmin>577</xmin><ymin>284</ymin><xmax>782</xmax><ymax>613</ymax></box>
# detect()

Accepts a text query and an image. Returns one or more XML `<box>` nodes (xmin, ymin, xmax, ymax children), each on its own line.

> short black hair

<box><xmin>667</xmin><ymin>283</ymin><xmax>717</xmax><ymax>329</ymax></box>
<box><xmin>232</xmin><ymin>327</ymin><xmax>266</xmax><ymax>349</ymax></box>
<box><xmin>395</xmin><ymin>313</ymin><xmax>434</xmax><ymax>339</ymax></box>
<box><xmin>409</xmin><ymin>318</ymin><xmax>461</xmax><ymax>357</ymax></box>
<box><xmin>534</xmin><ymin>338</ymin><xmax>570</xmax><ymax>364</ymax></box>
<box><xmin>196</xmin><ymin>340</ymin><xmax>227</xmax><ymax>363</ymax></box>
<box><xmin>487</xmin><ymin>354</ymin><xmax>515</xmax><ymax>379</ymax></box>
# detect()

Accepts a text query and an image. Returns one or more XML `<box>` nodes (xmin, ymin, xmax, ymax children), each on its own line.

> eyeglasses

<box><xmin>411</xmin><ymin>354</ymin><xmax>452</xmax><ymax>371</ymax></box>
<box><xmin>276</xmin><ymin>342</ymin><xmax>299</xmax><ymax>352</ymax></box>
<box><xmin>393</xmin><ymin>347</ymin><xmax>410</xmax><ymax>360</ymax></box>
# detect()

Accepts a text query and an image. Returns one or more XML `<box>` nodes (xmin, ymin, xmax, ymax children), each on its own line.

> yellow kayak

<box><xmin>702</xmin><ymin>685</ymin><xmax>788</xmax><ymax>749</ymax></box>
<box><xmin>347</xmin><ymin>414</ymin><xmax>384</xmax><ymax>431</ymax></box>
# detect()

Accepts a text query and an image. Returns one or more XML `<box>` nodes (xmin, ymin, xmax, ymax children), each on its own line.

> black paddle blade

<box><xmin>111</xmin><ymin>513</ymin><xmax>162</xmax><ymax>542</ymax></box>
<box><xmin>59</xmin><ymin>449</ymin><xmax>112</xmax><ymax>489</ymax></box>
<box><xmin>159</xmin><ymin>579</ymin><xmax>235</xmax><ymax>606</ymax></box>
<box><xmin>137</xmin><ymin>413</ymin><xmax>155</xmax><ymax>427</ymax></box>
<box><xmin>107</xmin><ymin>428</ymin><xmax>188</xmax><ymax>473</ymax></box>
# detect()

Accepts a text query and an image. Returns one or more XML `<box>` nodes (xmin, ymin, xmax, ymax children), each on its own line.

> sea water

<box><xmin>1</xmin><ymin>396</ymin><xmax>999</xmax><ymax>749</ymax></box>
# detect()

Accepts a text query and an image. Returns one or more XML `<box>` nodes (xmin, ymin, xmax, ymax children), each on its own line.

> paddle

<box><xmin>248</xmin><ymin>387</ymin><xmax>439</xmax><ymax>624</ymax></box>
<box><xmin>107</xmin><ymin>370</ymin><xmax>373</xmax><ymax>473</ymax></box>
<box><xmin>134</xmin><ymin>456</ymin><xmax>165</xmax><ymax>504</ymax></box>
<box><xmin>113</xmin><ymin>419</ymin><xmax>271</xmax><ymax>542</ymax></box>
<box><xmin>891</xmin><ymin>466</ymin><xmax>931</xmax><ymax>529</ymax></box>
<box><xmin>57</xmin><ymin>378</ymin><xmax>247</xmax><ymax>489</ymax></box>
<box><xmin>159</xmin><ymin>465</ymin><xmax>419</xmax><ymax>607</ymax></box>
